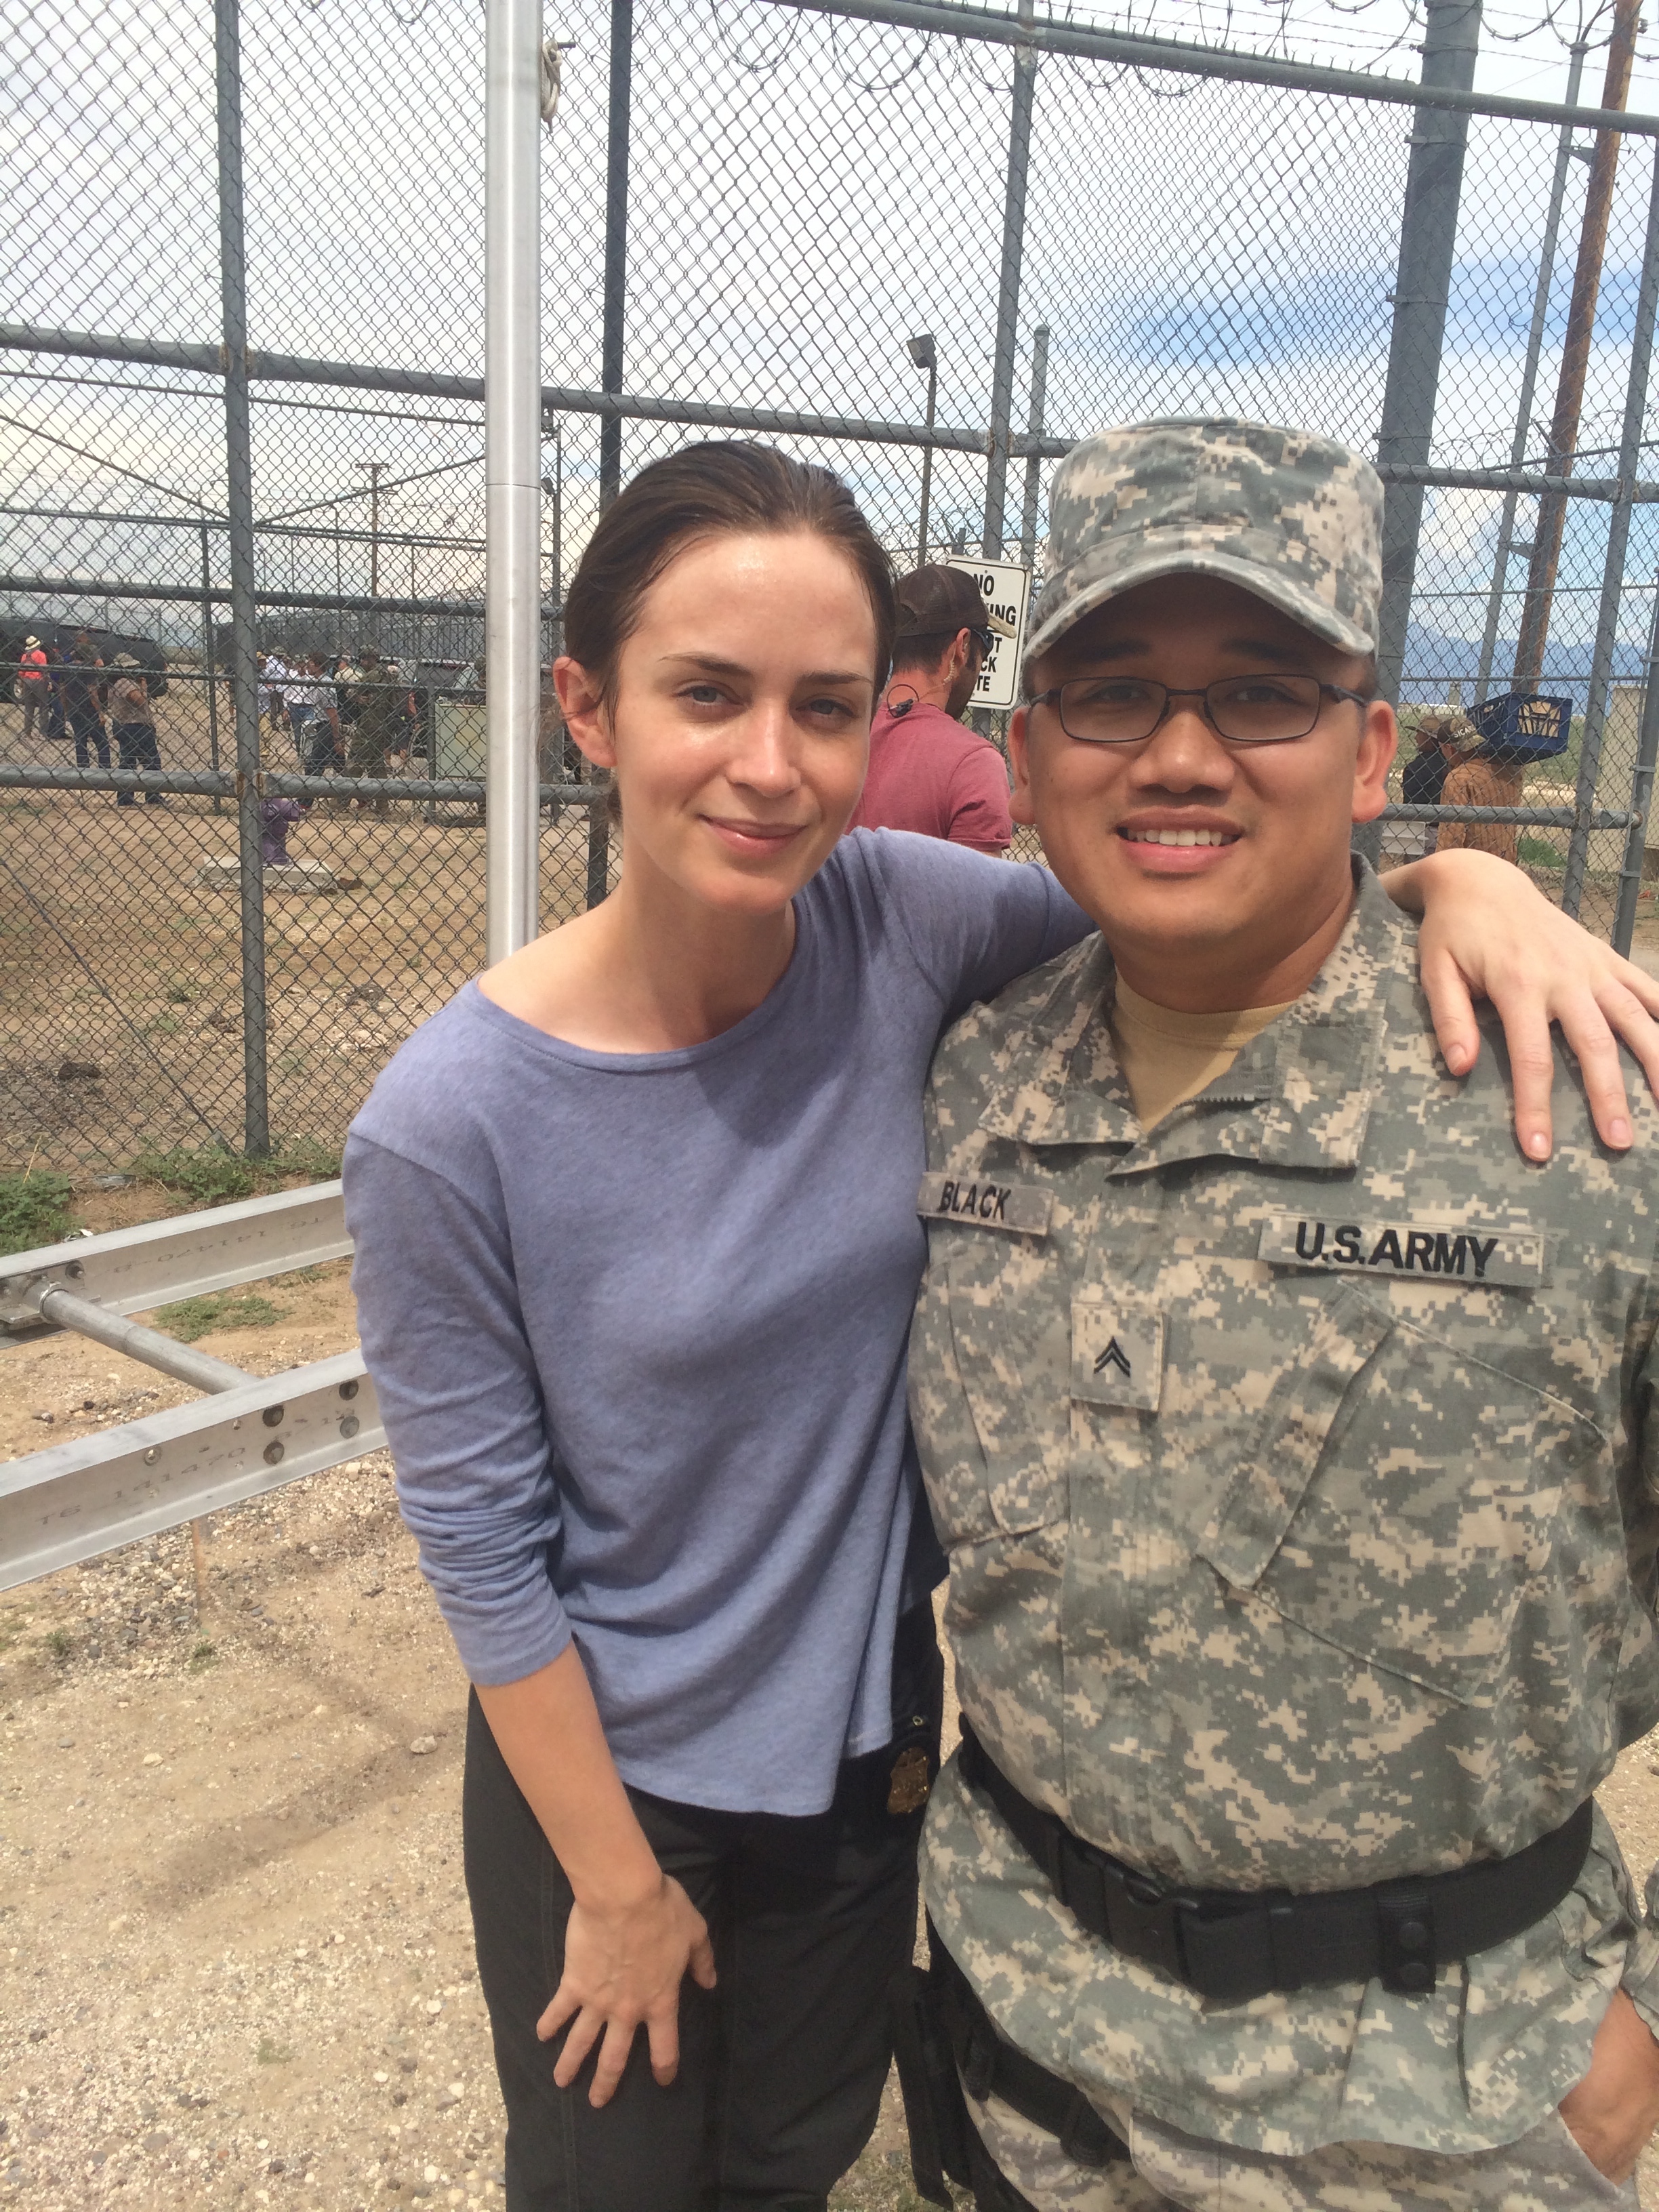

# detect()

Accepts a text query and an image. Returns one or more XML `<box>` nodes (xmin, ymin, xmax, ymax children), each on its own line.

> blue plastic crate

<box><xmin>1467</xmin><ymin>692</ymin><xmax>1572</xmax><ymax>760</ymax></box>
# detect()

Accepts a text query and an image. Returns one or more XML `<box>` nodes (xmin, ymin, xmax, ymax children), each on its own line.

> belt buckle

<box><xmin>1098</xmin><ymin>1856</ymin><xmax>1190</xmax><ymax>1982</ymax></box>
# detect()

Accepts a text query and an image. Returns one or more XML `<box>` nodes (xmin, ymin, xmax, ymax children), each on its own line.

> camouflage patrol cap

<box><xmin>1028</xmin><ymin>418</ymin><xmax>1383</xmax><ymax>668</ymax></box>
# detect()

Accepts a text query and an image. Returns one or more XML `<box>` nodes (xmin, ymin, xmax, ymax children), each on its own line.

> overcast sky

<box><xmin>5</xmin><ymin>0</ymin><xmax>1659</xmax><ymax>674</ymax></box>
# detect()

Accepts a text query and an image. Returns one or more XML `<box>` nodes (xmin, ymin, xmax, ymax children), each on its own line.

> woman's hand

<box><xmin>538</xmin><ymin>1873</ymin><xmax>717</xmax><ymax>2107</ymax></box>
<box><xmin>1385</xmin><ymin>850</ymin><xmax>1659</xmax><ymax>1159</ymax></box>
<box><xmin>474</xmin><ymin>1649</ymin><xmax>718</xmax><ymax>2110</ymax></box>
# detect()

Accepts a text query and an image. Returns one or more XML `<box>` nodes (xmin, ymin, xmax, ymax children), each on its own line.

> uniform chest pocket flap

<box><xmin>1195</xmin><ymin>1284</ymin><xmax>1603</xmax><ymax>1705</ymax></box>
<box><xmin>945</xmin><ymin>1236</ymin><xmax>1074</xmax><ymax>1536</ymax></box>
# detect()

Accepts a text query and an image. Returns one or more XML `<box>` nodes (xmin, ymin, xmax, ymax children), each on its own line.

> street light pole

<box><xmin>908</xmin><ymin>333</ymin><xmax>937</xmax><ymax>568</ymax></box>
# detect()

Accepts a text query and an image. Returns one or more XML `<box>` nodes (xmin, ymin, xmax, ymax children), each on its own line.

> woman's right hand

<box><xmin>536</xmin><ymin>1872</ymin><xmax>717</xmax><ymax>2107</ymax></box>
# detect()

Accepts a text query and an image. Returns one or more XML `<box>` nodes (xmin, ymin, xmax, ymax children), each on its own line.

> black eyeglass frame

<box><xmin>1029</xmin><ymin>676</ymin><xmax>1372</xmax><ymax>747</ymax></box>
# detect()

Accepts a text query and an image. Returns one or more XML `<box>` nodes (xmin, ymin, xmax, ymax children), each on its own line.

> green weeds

<box><xmin>129</xmin><ymin>1138</ymin><xmax>341</xmax><ymax>1207</ymax></box>
<box><xmin>155</xmin><ymin>1291</ymin><xmax>286</xmax><ymax>1342</ymax></box>
<box><xmin>0</xmin><ymin>1170</ymin><xmax>76</xmax><ymax>1256</ymax></box>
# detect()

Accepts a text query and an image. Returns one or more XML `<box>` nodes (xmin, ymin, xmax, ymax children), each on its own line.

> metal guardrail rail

<box><xmin>0</xmin><ymin>1185</ymin><xmax>380</xmax><ymax>1591</ymax></box>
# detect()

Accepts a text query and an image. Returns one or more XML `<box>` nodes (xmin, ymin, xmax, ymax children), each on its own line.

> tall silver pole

<box><xmin>983</xmin><ymin>0</ymin><xmax>1037</xmax><ymax>558</ymax></box>
<box><xmin>1374</xmin><ymin>0</ymin><xmax>1483</xmax><ymax>705</ymax></box>
<box><xmin>485</xmin><ymin>0</ymin><xmax>544</xmax><ymax>962</ymax></box>
<box><xmin>1019</xmin><ymin>321</ymin><xmax>1050</xmax><ymax>568</ymax></box>
<box><xmin>918</xmin><ymin>359</ymin><xmax>937</xmax><ymax>567</ymax></box>
<box><xmin>213</xmin><ymin>0</ymin><xmax>268</xmax><ymax>1157</ymax></box>
<box><xmin>1474</xmin><ymin>39</ymin><xmax>1587</xmax><ymax>703</ymax></box>
<box><xmin>1561</xmin><ymin>140</ymin><xmax>1659</xmax><ymax>920</ymax></box>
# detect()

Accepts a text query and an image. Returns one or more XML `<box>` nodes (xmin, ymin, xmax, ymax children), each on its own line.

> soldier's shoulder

<box><xmin>931</xmin><ymin>929</ymin><xmax>1105</xmax><ymax>1087</ymax></box>
<box><xmin>1399</xmin><ymin>970</ymin><xmax>1659</xmax><ymax>1218</ymax></box>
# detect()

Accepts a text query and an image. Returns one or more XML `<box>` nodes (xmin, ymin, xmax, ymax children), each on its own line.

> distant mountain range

<box><xmin>1401</xmin><ymin>624</ymin><xmax>1652</xmax><ymax>711</ymax></box>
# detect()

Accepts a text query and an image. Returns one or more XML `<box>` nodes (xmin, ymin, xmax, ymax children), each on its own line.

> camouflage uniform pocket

<box><xmin>943</xmin><ymin>1242</ymin><xmax>1073</xmax><ymax>1536</ymax></box>
<box><xmin>1197</xmin><ymin>1286</ymin><xmax>1604</xmax><ymax>1704</ymax></box>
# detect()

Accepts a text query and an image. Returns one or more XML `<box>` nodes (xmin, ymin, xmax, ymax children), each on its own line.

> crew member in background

<box><xmin>846</xmin><ymin>565</ymin><xmax>1017</xmax><ymax>853</ymax></box>
<box><xmin>1399</xmin><ymin>706</ymin><xmax>1460</xmax><ymax>858</ymax></box>
<box><xmin>17</xmin><ymin>634</ymin><xmax>50</xmax><ymax>742</ymax></box>
<box><xmin>108</xmin><ymin>665</ymin><xmax>166</xmax><ymax>806</ymax></box>
<box><xmin>58</xmin><ymin>628</ymin><xmax>110</xmax><ymax>771</ymax></box>
<box><xmin>285</xmin><ymin>649</ymin><xmax>343</xmax><ymax>776</ymax></box>
<box><xmin>1437</xmin><ymin>718</ymin><xmax>1527</xmax><ymax>867</ymax></box>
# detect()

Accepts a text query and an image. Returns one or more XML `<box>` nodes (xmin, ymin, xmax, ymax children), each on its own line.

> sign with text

<box><xmin>945</xmin><ymin>557</ymin><xmax>1031</xmax><ymax>713</ymax></box>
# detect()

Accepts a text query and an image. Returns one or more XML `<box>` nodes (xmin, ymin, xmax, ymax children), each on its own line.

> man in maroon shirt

<box><xmin>846</xmin><ymin>565</ymin><xmax>1017</xmax><ymax>853</ymax></box>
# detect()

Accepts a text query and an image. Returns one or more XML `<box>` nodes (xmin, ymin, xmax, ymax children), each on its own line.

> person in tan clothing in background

<box><xmin>1436</xmin><ymin>719</ymin><xmax>1526</xmax><ymax>865</ymax></box>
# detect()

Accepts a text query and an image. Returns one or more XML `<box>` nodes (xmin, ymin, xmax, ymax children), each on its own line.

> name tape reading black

<box><xmin>1258</xmin><ymin>1213</ymin><xmax>1544</xmax><ymax>1289</ymax></box>
<box><xmin>916</xmin><ymin>1173</ymin><xmax>1052</xmax><ymax>1237</ymax></box>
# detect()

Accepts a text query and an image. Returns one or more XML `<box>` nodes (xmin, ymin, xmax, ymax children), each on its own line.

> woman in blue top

<box><xmin>344</xmin><ymin>445</ymin><xmax>1659</xmax><ymax>2212</ymax></box>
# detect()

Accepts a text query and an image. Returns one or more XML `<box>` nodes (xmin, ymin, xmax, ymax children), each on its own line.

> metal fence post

<box><xmin>983</xmin><ymin>0</ymin><xmax>1037</xmax><ymax>560</ymax></box>
<box><xmin>1562</xmin><ymin>141</ymin><xmax>1659</xmax><ymax>921</ymax></box>
<box><xmin>1018</xmin><ymin>321</ymin><xmax>1049</xmax><ymax>569</ymax></box>
<box><xmin>213</xmin><ymin>0</ymin><xmax>268</xmax><ymax>1158</ymax></box>
<box><xmin>599</xmin><ymin>0</ymin><xmax>633</xmax><ymax>512</ymax></box>
<box><xmin>199</xmin><ymin>518</ymin><xmax>223</xmax><ymax>814</ymax></box>
<box><xmin>1614</xmin><ymin>568</ymin><xmax>1659</xmax><ymax>950</ymax></box>
<box><xmin>485</xmin><ymin>0</ymin><xmax>544</xmax><ymax>961</ymax></box>
<box><xmin>1373</xmin><ymin>0</ymin><xmax>1482</xmax><ymax>706</ymax></box>
<box><xmin>1474</xmin><ymin>39</ymin><xmax>1587</xmax><ymax>704</ymax></box>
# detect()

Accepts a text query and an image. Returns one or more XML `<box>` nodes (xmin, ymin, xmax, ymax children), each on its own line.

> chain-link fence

<box><xmin>7</xmin><ymin>0</ymin><xmax>1659</xmax><ymax>1167</ymax></box>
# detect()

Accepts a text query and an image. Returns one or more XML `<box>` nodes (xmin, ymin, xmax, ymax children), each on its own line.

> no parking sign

<box><xmin>945</xmin><ymin>557</ymin><xmax>1031</xmax><ymax>712</ymax></box>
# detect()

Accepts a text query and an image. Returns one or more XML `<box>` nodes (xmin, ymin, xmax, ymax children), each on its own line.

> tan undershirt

<box><xmin>1111</xmin><ymin>978</ymin><xmax>1296</xmax><ymax>1132</ymax></box>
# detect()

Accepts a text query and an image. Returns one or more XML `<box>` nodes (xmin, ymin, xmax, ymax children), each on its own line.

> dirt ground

<box><xmin>0</xmin><ymin>682</ymin><xmax>612</xmax><ymax>1172</ymax></box>
<box><xmin>5</xmin><ymin>1217</ymin><xmax>1659</xmax><ymax>2209</ymax></box>
<box><xmin>0</xmin><ymin>1221</ymin><xmax>933</xmax><ymax>2212</ymax></box>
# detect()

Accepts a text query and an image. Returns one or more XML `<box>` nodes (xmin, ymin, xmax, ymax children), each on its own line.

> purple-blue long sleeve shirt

<box><xmin>344</xmin><ymin>830</ymin><xmax>1088</xmax><ymax>1814</ymax></box>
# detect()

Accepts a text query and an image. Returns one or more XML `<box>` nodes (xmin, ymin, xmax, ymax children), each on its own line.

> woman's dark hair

<box><xmin>562</xmin><ymin>442</ymin><xmax>896</xmax><ymax>706</ymax></box>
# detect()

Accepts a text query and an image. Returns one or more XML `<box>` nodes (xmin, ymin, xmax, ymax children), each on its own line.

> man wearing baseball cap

<box><xmin>846</xmin><ymin>563</ymin><xmax>1017</xmax><ymax>853</ymax></box>
<box><xmin>900</xmin><ymin>419</ymin><xmax>1659</xmax><ymax>2208</ymax></box>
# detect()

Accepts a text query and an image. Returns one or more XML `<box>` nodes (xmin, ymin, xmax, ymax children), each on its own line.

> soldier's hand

<box><xmin>536</xmin><ymin>1874</ymin><xmax>716</xmax><ymax>2108</ymax></box>
<box><xmin>1557</xmin><ymin>1988</ymin><xmax>1659</xmax><ymax>2184</ymax></box>
<box><xmin>1404</xmin><ymin>848</ymin><xmax>1659</xmax><ymax>1160</ymax></box>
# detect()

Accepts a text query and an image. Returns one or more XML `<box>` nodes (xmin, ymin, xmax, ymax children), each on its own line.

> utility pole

<box><xmin>1513</xmin><ymin>0</ymin><xmax>1641</xmax><ymax>691</ymax></box>
<box><xmin>361</xmin><ymin>461</ymin><xmax>385</xmax><ymax>598</ymax></box>
<box><xmin>1475</xmin><ymin>38</ymin><xmax>1589</xmax><ymax>701</ymax></box>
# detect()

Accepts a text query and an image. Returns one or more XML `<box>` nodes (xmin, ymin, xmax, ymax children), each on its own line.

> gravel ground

<box><xmin>3</xmin><ymin>1262</ymin><xmax>1658</xmax><ymax>2212</ymax></box>
<box><xmin>0</xmin><ymin>1426</ymin><xmax>930</xmax><ymax>2212</ymax></box>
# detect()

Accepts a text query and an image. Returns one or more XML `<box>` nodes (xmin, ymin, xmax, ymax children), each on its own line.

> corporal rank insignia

<box><xmin>1071</xmin><ymin>1298</ymin><xmax>1164</xmax><ymax>1412</ymax></box>
<box><xmin>916</xmin><ymin>1172</ymin><xmax>1052</xmax><ymax>1237</ymax></box>
<box><xmin>1257</xmin><ymin>1212</ymin><xmax>1544</xmax><ymax>1290</ymax></box>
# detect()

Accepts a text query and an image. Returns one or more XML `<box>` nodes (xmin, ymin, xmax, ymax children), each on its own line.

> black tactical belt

<box><xmin>958</xmin><ymin>1722</ymin><xmax>1593</xmax><ymax>2003</ymax></box>
<box><xmin>933</xmin><ymin>1929</ymin><xmax>1130</xmax><ymax>2173</ymax></box>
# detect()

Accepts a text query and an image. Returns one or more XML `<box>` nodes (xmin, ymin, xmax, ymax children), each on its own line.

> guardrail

<box><xmin>0</xmin><ymin>1184</ymin><xmax>379</xmax><ymax>1591</ymax></box>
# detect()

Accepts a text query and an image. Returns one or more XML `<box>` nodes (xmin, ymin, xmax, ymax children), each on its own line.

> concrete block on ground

<box><xmin>196</xmin><ymin>856</ymin><xmax>359</xmax><ymax>894</ymax></box>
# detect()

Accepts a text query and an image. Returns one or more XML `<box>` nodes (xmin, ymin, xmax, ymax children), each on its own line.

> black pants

<box><xmin>68</xmin><ymin>703</ymin><xmax>109</xmax><ymax>769</ymax></box>
<box><xmin>464</xmin><ymin>1604</ymin><xmax>943</xmax><ymax>2212</ymax></box>
<box><xmin>113</xmin><ymin>722</ymin><xmax>164</xmax><ymax>802</ymax></box>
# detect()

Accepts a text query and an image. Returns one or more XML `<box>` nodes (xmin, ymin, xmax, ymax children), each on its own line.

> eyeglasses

<box><xmin>1030</xmin><ymin>674</ymin><xmax>1370</xmax><ymax>747</ymax></box>
<box><xmin>966</xmin><ymin>625</ymin><xmax>995</xmax><ymax>654</ymax></box>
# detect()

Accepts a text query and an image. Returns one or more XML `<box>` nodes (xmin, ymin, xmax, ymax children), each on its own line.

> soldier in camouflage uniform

<box><xmin>905</xmin><ymin>419</ymin><xmax>1659</xmax><ymax>2209</ymax></box>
